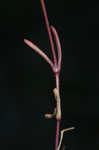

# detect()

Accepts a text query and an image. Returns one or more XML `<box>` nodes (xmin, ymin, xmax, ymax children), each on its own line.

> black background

<box><xmin>0</xmin><ymin>0</ymin><xmax>99</xmax><ymax>149</ymax></box>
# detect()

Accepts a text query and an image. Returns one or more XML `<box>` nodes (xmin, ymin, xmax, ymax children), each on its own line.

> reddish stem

<box><xmin>40</xmin><ymin>1</ymin><xmax>61</xmax><ymax>150</ymax></box>
<box><xmin>40</xmin><ymin>0</ymin><xmax>57</xmax><ymax>66</ymax></box>
<box><xmin>54</xmin><ymin>74</ymin><xmax>61</xmax><ymax>150</ymax></box>
<box><xmin>24</xmin><ymin>1</ymin><xmax>62</xmax><ymax>149</ymax></box>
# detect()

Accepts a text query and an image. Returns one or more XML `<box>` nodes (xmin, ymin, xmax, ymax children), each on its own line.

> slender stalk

<box><xmin>40</xmin><ymin>1</ymin><xmax>62</xmax><ymax>149</ymax></box>
<box><xmin>57</xmin><ymin>127</ymin><xmax>75</xmax><ymax>150</ymax></box>
<box><xmin>24</xmin><ymin>1</ymin><xmax>62</xmax><ymax>149</ymax></box>
<box><xmin>55</xmin><ymin>119</ymin><xmax>60</xmax><ymax>150</ymax></box>
<box><xmin>40</xmin><ymin>0</ymin><xmax>57</xmax><ymax>66</ymax></box>
<box><xmin>54</xmin><ymin>74</ymin><xmax>61</xmax><ymax>150</ymax></box>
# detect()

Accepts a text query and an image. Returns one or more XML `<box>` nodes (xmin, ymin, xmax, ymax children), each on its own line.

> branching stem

<box><xmin>24</xmin><ymin>1</ymin><xmax>62</xmax><ymax>150</ymax></box>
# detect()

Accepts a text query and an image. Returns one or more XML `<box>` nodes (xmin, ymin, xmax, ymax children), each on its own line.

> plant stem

<box><xmin>40</xmin><ymin>2</ymin><xmax>62</xmax><ymax>148</ymax></box>
<box><xmin>55</xmin><ymin>74</ymin><xmax>61</xmax><ymax>150</ymax></box>
<box><xmin>40</xmin><ymin>0</ymin><xmax>57</xmax><ymax>66</ymax></box>
<box><xmin>55</xmin><ymin>119</ymin><xmax>60</xmax><ymax>150</ymax></box>
<box><xmin>25</xmin><ymin>1</ymin><xmax>62</xmax><ymax>149</ymax></box>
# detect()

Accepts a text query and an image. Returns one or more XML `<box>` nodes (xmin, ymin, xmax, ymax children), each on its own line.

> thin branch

<box><xmin>54</xmin><ymin>74</ymin><xmax>60</xmax><ymax>150</ymax></box>
<box><xmin>40</xmin><ymin>0</ymin><xmax>57</xmax><ymax>66</ymax></box>
<box><xmin>57</xmin><ymin>127</ymin><xmax>75</xmax><ymax>150</ymax></box>
<box><xmin>51</xmin><ymin>26</ymin><xmax>62</xmax><ymax>72</ymax></box>
<box><xmin>24</xmin><ymin>39</ymin><xmax>54</xmax><ymax>71</ymax></box>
